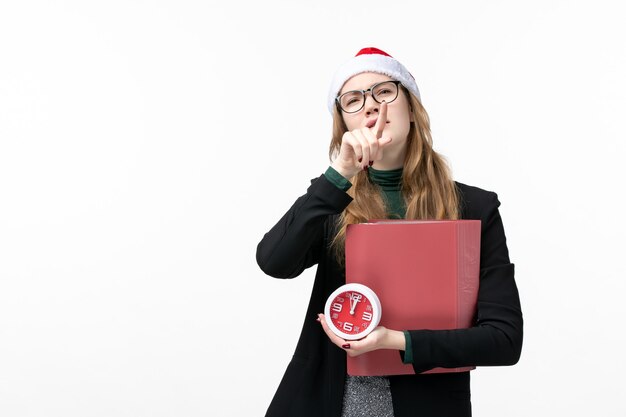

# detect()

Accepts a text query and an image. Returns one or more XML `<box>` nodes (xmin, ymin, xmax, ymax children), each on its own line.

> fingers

<box><xmin>373</xmin><ymin>101</ymin><xmax>388</xmax><ymax>139</ymax></box>
<box><xmin>352</xmin><ymin>130</ymin><xmax>372</xmax><ymax>169</ymax></box>
<box><xmin>350</xmin><ymin>129</ymin><xmax>392</xmax><ymax>168</ymax></box>
<box><xmin>318</xmin><ymin>314</ymin><xmax>387</xmax><ymax>357</ymax></box>
<box><xmin>379</xmin><ymin>136</ymin><xmax>393</xmax><ymax>146</ymax></box>
<box><xmin>338</xmin><ymin>102</ymin><xmax>394</xmax><ymax>172</ymax></box>
<box><xmin>345</xmin><ymin>327</ymin><xmax>386</xmax><ymax>356</ymax></box>
<box><xmin>318</xmin><ymin>314</ymin><xmax>349</xmax><ymax>348</ymax></box>
<box><xmin>375</xmin><ymin>136</ymin><xmax>393</xmax><ymax>160</ymax></box>
<box><xmin>318</xmin><ymin>314</ymin><xmax>357</xmax><ymax>354</ymax></box>
<box><xmin>341</xmin><ymin>133</ymin><xmax>363</xmax><ymax>167</ymax></box>
<box><xmin>342</xmin><ymin>131</ymin><xmax>370</xmax><ymax>171</ymax></box>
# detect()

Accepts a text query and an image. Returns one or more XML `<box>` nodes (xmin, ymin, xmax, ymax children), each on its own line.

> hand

<box><xmin>317</xmin><ymin>313</ymin><xmax>389</xmax><ymax>357</ymax></box>
<box><xmin>331</xmin><ymin>101</ymin><xmax>393</xmax><ymax>179</ymax></box>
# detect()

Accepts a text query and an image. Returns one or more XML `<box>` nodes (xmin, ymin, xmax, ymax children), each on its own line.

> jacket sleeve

<box><xmin>401</xmin><ymin>191</ymin><xmax>523</xmax><ymax>373</ymax></box>
<box><xmin>256</xmin><ymin>174</ymin><xmax>353</xmax><ymax>279</ymax></box>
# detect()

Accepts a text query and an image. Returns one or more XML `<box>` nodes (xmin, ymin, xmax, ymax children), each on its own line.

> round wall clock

<box><xmin>324</xmin><ymin>283</ymin><xmax>382</xmax><ymax>340</ymax></box>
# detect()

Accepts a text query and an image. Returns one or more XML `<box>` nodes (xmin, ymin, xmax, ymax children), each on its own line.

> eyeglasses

<box><xmin>336</xmin><ymin>80</ymin><xmax>402</xmax><ymax>114</ymax></box>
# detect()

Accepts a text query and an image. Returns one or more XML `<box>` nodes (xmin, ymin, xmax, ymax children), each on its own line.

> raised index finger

<box><xmin>373</xmin><ymin>101</ymin><xmax>388</xmax><ymax>139</ymax></box>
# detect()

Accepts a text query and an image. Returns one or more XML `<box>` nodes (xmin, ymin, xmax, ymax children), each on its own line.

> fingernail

<box><xmin>358</xmin><ymin>157</ymin><xmax>362</xmax><ymax>163</ymax></box>
<box><xmin>342</xmin><ymin>343</ymin><xmax>351</xmax><ymax>349</ymax></box>
<box><xmin>369</xmin><ymin>161</ymin><xmax>373</xmax><ymax>166</ymax></box>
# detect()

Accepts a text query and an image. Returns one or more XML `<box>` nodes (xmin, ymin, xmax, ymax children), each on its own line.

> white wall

<box><xmin>1</xmin><ymin>1</ymin><xmax>624</xmax><ymax>415</ymax></box>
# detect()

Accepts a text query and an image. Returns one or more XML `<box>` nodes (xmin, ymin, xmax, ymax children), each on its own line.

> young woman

<box><xmin>256</xmin><ymin>47</ymin><xmax>523</xmax><ymax>417</ymax></box>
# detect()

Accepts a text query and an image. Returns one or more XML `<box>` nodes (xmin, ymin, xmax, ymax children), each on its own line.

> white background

<box><xmin>1</xmin><ymin>1</ymin><xmax>625</xmax><ymax>416</ymax></box>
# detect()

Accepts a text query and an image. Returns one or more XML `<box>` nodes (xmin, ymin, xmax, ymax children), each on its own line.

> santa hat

<box><xmin>327</xmin><ymin>47</ymin><xmax>421</xmax><ymax>115</ymax></box>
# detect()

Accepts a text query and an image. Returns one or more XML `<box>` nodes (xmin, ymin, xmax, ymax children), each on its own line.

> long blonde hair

<box><xmin>328</xmin><ymin>86</ymin><xmax>460</xmax><ymax>266</ymax></box>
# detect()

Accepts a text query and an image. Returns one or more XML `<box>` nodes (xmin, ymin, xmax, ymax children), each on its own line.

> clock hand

<box><xmin>349</xmin><ymin>294</ymin><xmax>358</xmax><ymax>315</ymax></box>
<box><xmin>348</xmin><ymin>294</ymin><xmax>355</xmax><ymax>315</ymax></box>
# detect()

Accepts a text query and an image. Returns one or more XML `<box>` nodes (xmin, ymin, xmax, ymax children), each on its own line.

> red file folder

<box><xmin>345</xmin><ymin>220</ymin><xmax>481</xmax><ymax>376</ymax></box>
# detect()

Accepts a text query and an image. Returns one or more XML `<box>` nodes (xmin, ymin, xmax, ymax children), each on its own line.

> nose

<box><xmin>363</xmin><ymin>92</ymin><xmax>379</xmax><ymax>116</ymax></box>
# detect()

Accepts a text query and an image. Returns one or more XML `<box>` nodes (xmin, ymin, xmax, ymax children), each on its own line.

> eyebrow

<box><xmin>340</xmin><ymin>80</ymin><xmax>391</xmax><ymax>95</ymax></box>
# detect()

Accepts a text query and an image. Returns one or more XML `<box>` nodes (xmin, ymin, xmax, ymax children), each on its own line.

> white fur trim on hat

<box><xmin>327</xmin><ymin>49</ymin><xmax>421</xmax><ymax>115</ymax></box>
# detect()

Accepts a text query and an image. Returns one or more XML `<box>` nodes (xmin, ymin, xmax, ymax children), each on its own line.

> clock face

<box><xmin>324</xmin><ymin>283</ymin><xmax>382</xmax><ymax>340</ymax></box>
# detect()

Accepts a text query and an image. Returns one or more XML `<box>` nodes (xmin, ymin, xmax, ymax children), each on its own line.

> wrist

<box><xmin>382</xmin><ymin>329</ymin><xmax>406</xmax><ymax>351</ymax></box>
<box><xmin>330</xmin><ymin>161</ymin><xmax>356</xmax><ymax>180</ymax></box>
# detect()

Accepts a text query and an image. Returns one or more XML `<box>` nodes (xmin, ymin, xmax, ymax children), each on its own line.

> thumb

<box><xmin>379</xmin><ymin>136</ymin><xmax>393</xmax><ymax>146</ymax></box>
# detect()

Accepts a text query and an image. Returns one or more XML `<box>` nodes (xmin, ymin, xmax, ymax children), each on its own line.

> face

<box><xmin>339</xmin><ymin>72</ymin><xmax>414</xmax><ymax>163</ymax></box>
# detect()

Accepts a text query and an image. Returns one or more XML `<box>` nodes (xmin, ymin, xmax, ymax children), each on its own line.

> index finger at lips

<box><xmin>374</xmin><ymin>101</ymin><xmax>388</xmax><ymax>139</ymax></box>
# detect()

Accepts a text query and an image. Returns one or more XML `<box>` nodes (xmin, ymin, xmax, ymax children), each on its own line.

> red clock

<box><xmin>324</xmin><ymin>283</ymin><xmax>382</xmax><ymax>340</ymax></box>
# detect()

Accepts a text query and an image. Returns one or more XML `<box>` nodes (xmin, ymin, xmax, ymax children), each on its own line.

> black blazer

<box><xmin>256</xmin><ymin>174</ymin><xmax>523</xmax><ymax>417</ymax></box>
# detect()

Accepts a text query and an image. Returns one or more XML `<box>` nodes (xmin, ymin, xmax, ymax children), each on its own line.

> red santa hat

<box><xmin>327</xmin><ymin>47</ymin><xmax>421</xmax><ymax>115</ymax></box>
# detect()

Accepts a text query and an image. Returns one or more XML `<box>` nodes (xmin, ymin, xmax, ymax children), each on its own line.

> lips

<box><xmin>366</xmin><ymin>119</ymin><xmax>390</xmax><ymax>129</ymax></box>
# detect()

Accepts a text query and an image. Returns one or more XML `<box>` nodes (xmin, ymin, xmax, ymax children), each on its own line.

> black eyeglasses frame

<box><xmin>335</xmin><ymin>80</ymin><xmax>402</xmax><ymax>114</ymax></box>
